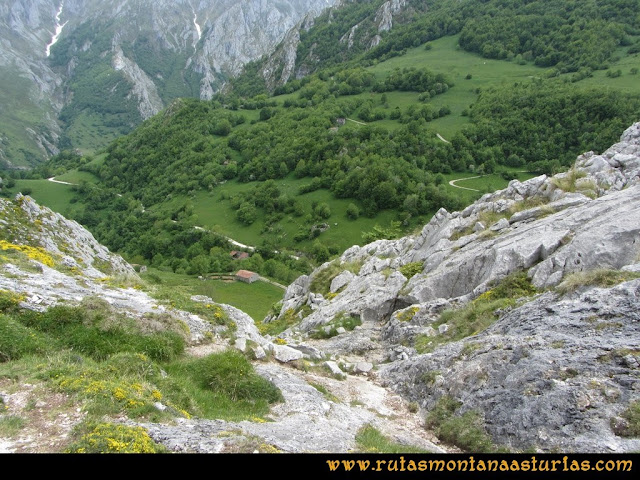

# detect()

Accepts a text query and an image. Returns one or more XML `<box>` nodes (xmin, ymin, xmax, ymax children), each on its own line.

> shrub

<box><xmin>399</xmin><ymin>262</ymin><xmax>423</xmax><ymax>279</ymax></box>
<box><xmin>185</xmin><ymin>351</ymin><xmax>283</xmax><ymax>404</ymax></box>
<box><xmin>66</xmin><ymin>423</ymin><xmax>167</xmax><ymax>453</ymax></box>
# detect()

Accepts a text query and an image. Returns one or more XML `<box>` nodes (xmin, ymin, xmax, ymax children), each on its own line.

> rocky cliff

<box><xmin>266</xmin><ymin>122</ymin><xmax>640</xmax><ymax>452</ymax></box>
<box><xmin>0</xmin><ymin>0</ymin><xmax>337</xmax><ymax>166</ymax></box>
<box><xmin>260</xmin><ymin>0</ymin><xmax>410</xmax><ymax>90</ymax></box>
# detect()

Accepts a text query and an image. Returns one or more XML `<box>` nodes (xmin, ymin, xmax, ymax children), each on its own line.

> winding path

<box><xmin>448</xmin><ymin>175</ymin><xmax>482</xmax><ymax>192</ymax></box>
<box><xmin>436</xmin><ymin>133</ymin><xmax>451</xmax><ymax>144</ymax></box>
<box><xmin>47</xmin><ymin>176</ymin><xmax>76</xmax><ymax>186</ymax></box>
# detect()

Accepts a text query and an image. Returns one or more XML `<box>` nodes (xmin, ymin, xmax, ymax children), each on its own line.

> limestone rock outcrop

<box><xmin>272</xmin><ymin>122</ymin><xmax>640</xmax><ymax>452</ymax></box>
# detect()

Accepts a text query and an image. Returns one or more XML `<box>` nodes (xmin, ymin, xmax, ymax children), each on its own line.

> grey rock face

<box><xmin>380</xmin><ymin>280</ymin><xmax>640</xmax><ymax>453</ymax></box>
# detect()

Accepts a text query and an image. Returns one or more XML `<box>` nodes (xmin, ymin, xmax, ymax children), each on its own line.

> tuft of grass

<box><xmin>310</xmin><ymin>259</ymin><xmax>363</xmax><ymax>296</ymax></box>
<box><xmin>309</xmin><ymin>311</ymin><xmax>362</xmax><ymax>339</ymax></box>
<box><xmin>310</xmin><ymin>382</ymin><xmax>340</xmax><ymax>403</ymax></box>
<box><xmin>616</xmin><ymin>401</ymin><xmax>640</xmax><ymax>437</ymax></box>
<box><xmin>0</xmin><ymin>415</ymin><xmax>26</xmax><ymax>437</ymax></box>
<box><xmin>557</xmin><ymin>269</ymin><xmax>640</xmax><ymax>295</ymax></box>
<box><xmin>355</xmin><ymin>425</ymin><xmax>429</xmax><ymax>453</ymax></box>
<box><xmin>425</xmin><ymin>396</ymin><xmax>496</xmax><ymax>453</ymax></box>
<box><xmin>550</xmin><ymin>168</ymin><xmax>585</xmax><ymax>191</ymax></box>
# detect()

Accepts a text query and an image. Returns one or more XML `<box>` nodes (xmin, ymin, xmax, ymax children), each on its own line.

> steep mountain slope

<box><xmin>265</xmin><ymin>121</ymin><xmax>640</xmax><ymax>452</ymax></box>
<box><xmin>0</xmin><ymin>0</ymin><xmax>337</xmax><ymax>166</ymax></box>
<box><xmin>1</xmin><ymin>123</ymin><xmax>639</xmax><ymax>453</ymax></box>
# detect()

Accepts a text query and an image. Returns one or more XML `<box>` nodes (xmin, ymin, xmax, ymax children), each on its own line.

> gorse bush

<box><xmin>399</xmin><ymin>262</ymin><xmax>423</xmax><ymax>279</ymax></box>
<box><xmin>66</xmin><ymin>423</ymin><xmax>167</xmax><ymax>453</ymax></box>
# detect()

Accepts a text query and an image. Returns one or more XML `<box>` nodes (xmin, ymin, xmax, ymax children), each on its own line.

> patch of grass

<box><xmin>421</xmin><ymin>370</ymin><xmax>440</xmax><ymax>386</ymax></box>
<box><xmin>257</xmin><ymin>308</ymin><xmax>299</xmax><ymax>337</ymax></box>
<box><xmin>9</xmin><ymin>180</ymin><xmax>80</xmax><ymax>216</ymax></box>
<box><xmin>187</xmin><ymin>178</ymin><xmax>404</xmax><ymax>256</ymax></box>
<box><xmin>557</xmin><ymin>269</ymin><xmax>640</xmax><ymax>295</ymax></box>
<box><xmin>0</xmin><ymin>415</ymin><xmax>26</xmax><ymax>437</ymax></box>
<box><xmin>309</xmin><ymin>259</ymin><xmax>364</xmax><ymax>296</ymax></box>
<box><xmin>355</xmin><ymin>424</ymin><xmax>429</xmax><ymax>453</ymax></box>
<box><xmin>425</xmin><ymin>396</ymin><xmax>495</xmax><ymax>453</ymax></box>
<box><xmin>309</xmin><ymin>311</ymin><xmax>362</xmax><ymax>339</ymax></box>
<box><xmin>310</xmin><ymin>382</ymin><xmax>339</xmax><ymax>403</ymax></box>
<box><xmin>65</xmin><ymin>422</ymin><xmax>167</xmax><ymax>453</ymax></box>
<box><xmin>142</xmin><ymin>268</ymin><xmax>282</xmax><ymax>322</ymax></box>
<box><xmin>18</xmin><ymin>305</ymin><xmax>185</xmax><ymax>362</ymax></box>
<box><xmin>450</xmin><ymin>209</ymin><xmax>508</xmax><ymax>241</ymax></box>
<box><xmin>550</xmin><ymin>167</ymin><xmax>589</xmax><ymax>193</ymax></box>
<box><xmin>164</xmin><ymin>350</ymin><xmax>283</xmax><ymax>420</ymax></box>
<box><xmin>616</xmin><ymin>401</ymin><xmax>640</xmax><ymax>437</ymax></box>
<box><xmin>0</xmin><ymin>314</ymin><xmax>53</xmax><ymax>362</ymax></box>
<box><xmin>415</xmin><ymin>272</ymin><xmax>536</xmax><ymax>354</ymax></box>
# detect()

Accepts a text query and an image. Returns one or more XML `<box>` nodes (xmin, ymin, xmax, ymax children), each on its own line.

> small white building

<box><xmin>236</xmin><ymin>270</ymin><xmax>259</xmax><ymax>283</ymax></box>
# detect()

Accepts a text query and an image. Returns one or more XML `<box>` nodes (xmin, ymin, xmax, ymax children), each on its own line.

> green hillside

<box><xmin>3</xmin><ymin>0</ymin><xmax>640</xmax><ymax>286</ymax></box>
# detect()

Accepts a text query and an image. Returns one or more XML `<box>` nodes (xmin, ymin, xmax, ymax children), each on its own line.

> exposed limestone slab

<box><xmin>271</xmin><ymin>344</ymin><xmax>304</xmax><ymax>363</ymax></box>
<box><xmin>330</xmin><ymin>270</ymin><xmax>355</xmax><ymax>293</ymax></box>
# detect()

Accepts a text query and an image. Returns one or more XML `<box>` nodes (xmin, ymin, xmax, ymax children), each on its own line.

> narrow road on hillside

<box><xmin>346</xmin><ymin>118</ymin><xmax>367</xmax><ymax>126</ymax></box>
<box><xmin>47</xmin><ymin>177</ymin><xmax>76</xmax><ymax>185</ymax></box>
<box><xmin>436</xmin><ymin>133</ymin><xmax>451</xmax><ymax>144</ymax></box>
<box><xmin>448</xmin><ymin>175</ymin><xmax>482</xmax><ymax>192</ymax></box>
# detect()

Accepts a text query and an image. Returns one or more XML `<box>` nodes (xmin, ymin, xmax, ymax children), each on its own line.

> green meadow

<box><xmin>141</xmin><ymin>268</ymin><xmax>283</xmax><ymax>321</ymax></box>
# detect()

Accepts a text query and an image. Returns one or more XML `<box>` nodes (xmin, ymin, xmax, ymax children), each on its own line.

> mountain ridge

<box><xmin>0</xmin><ymin>0</ymin><xmax>337</xmax><ymax>166</ymax></box>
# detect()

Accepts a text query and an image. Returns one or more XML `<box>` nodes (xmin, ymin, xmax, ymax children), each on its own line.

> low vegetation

<box><xmin>0</xmin><ymin>294</ymin><xmax>283</xmax><ymax>452</ymax></box>
<box><xmin>309</xmin><ymin>259</ymin><xmax>364</xmax><ymax>296</ymax></box>
<box><xmin>65</xmin><ymin>423</ymin><xmax>168</xmax><ymax>453</ymax></box>
<box><xmin>616</xmin><ymin>401</ymin><xmax>640</xmax><ymax>437</ymax></box>
<box><xmin>414</xmin><ymin>272</ymin><xmax>537</xmax><ymax>354</ymax></box>
<box><xmin>355</xmin><ymin>424</ymin><xmax>429</xmax><ymax>453</ymax></box>
<box><xmin>556</xmin><ymin>269</ymin><xmax>640</xmax><ymax>295</ymax></box>
<box><xmin>309</xmin><ymin>312</ymin><xmax>362</xmax><ymax>339</ymax></box>
<box><xmin>425</xmin><ymin>396</ymin><xmax>496</xmax><ymax>453</ymax></box>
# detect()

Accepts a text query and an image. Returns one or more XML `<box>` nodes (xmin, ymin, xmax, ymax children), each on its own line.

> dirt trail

<box><xmin>448</xmin><ymin>175</ymin><xmax>482</xmax><ymax>192</ymax></box>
